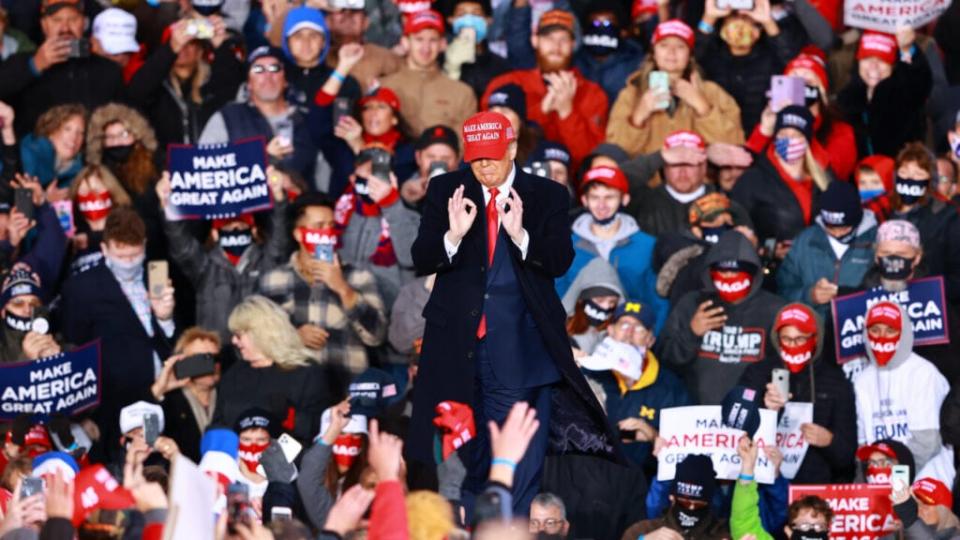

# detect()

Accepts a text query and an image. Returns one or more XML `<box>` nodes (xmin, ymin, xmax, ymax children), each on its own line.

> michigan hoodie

<box><xmin>656</xmin><ymin>231</ymin><xmax>786</xmax><ymax>404</ymax></box>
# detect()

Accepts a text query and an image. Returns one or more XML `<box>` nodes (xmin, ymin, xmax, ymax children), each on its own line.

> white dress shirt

<box><xmin>443</xmin><ymin>164</ymin><xmax>530</xmax><ymax>260</ymax></box>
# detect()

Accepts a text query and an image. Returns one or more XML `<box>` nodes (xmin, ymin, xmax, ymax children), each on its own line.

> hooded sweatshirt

<box><xmin>560</xmin><ymin>257</ymin><xmax>626</xmax><ymax>354</ymax></box>
<box><xmin>853</xmin><ymin>303</ymin><xmax>955</xmax><ymax>486</ymax></box>
<box><xmin>657</xmin><ymin>231</ymin><xmax>787</xmax><ymax>405</ymax></box>
<box><xmin>740</xmin><ymin>305</ymin><xmax>858</xmax><ymax>483</ymax></box>
<box><xmin>281</xmin><ymin>7</ymin><xmax>361</xmax><ymax>109</ymax></box>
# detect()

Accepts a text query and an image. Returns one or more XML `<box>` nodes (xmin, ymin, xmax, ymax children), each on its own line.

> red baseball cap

<box><xmin>462</xmin><ymin>111</ymin><xmax>516</xmax><ymax>162</ymax></box>
<box><xmin>652</xmin><ymin>20</ymin><xmax>694</xmax><ymax>48</ymax></box>
<box><xmin>537</xmin><ymin>9</ymin><xmax>576</xmax><ymax>36</ymax></box>
<box><xmin>663</xmin><ymin>129</ymin><xmax>706</xmax><ymax>150</ymax></box>
<box><xmin>856</xmin><ymin>441</ymin><xmax>899</xmax><ymax>462</ymax></box>
<box><xmin>24</xmin><ymin>424</ymin><xmax>52</xmax><ymax>449</ymax></box>
<box><xmin>866</xmin><ymin>301</ymin><xmax>902</xmax><ymax>331</ymax></box>
<box><xmin>582</xmin><ymin>166</ymin><xmax>628</xmax><ymax>194</ymax></box>
<box><xmin>912</xmin><ymin>478</ymin><xmax>953</xmax><ymax>508</ymax></box>
<box><xmin>785</xmin><ymin>53</ymin><xmax>829</xmax><ymax>92</ymax></box>
<box><xmin>404</xmin><ymin>9</ymin><xmax>444</xmax><ymax>35</ymax></box>
<box><xmin>360</xmin><ymin>86</ymin><xmax>401</xmax><ymax>111</ymax></box>
<box><xmin>774</xmin><ymin>303</ymin><xmax>818</xmax><ymax>335</ymax></box>
<box><xmin>857</xmin><ymin>31</ymin><xmax>898</xmax><ymax>65</ymax></box>
<box><xmin>632</xmin><ymin>0</ymin><xmax>658</xmax><ymax>18</ymax></box>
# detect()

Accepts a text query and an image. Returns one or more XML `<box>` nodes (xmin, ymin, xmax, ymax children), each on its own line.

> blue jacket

<box><xmin>646</xmin><ymin>475</ymin><xmax>790</xmax><ymax>533</ymax></box>
<box><xmin>555</xmin><ymin>213</ymin><xmax>669</xmax><ymax>333</ymax></box>
<box><xmin>587</xmin><ymin>352</ymin><xmax>690</xmax><ymax>469</ymax></box>
<box><xmin>776</xmin><ymin>211</ymin><xmax>877</xmax><ymax>317</ymax></box>
<box><xmin>573</xmin><ymin>40</ymin><xmax>646</xmax><ymax>105</ymax></box>
<box><xmin>19</xmin><ymin>134</ymin><xmax>82</xmax><ymax>188</ymax></box>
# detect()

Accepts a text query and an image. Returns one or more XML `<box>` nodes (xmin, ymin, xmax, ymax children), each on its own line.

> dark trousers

<box><xmin>464</xmin><ymin>338</ymin><xmax>552</xmax><ymax>516</ymax></box>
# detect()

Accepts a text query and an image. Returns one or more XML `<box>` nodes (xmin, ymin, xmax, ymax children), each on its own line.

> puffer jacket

<box><xmin>163</xmin><ymin>200</ymin><xmax>290</xmax><ymax>340</ymax></box>
<box><xmin>776</xmin><ymin>210</ymin><xmax>878</xmax><ymax>317</ymax></box>
<box><xmin>606</xmin><ymin>58</ymin><xmax>745</xmax><ymax>157</ymax></box>
<box><xmin>740</xmin><ymin>306</ymin><xmax>858</xmax><ymax>483</ymax></box>
<box><xmin>656</xmin><ymin>230</ymin><xmax>787</xmax><ymax>405</ymax></box>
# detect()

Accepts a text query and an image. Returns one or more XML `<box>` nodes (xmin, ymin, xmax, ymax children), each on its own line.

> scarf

<box><xmin>334</xmin><ymin>183</ymin><xmax>398</xmax><ymax>267</ymax></box>
<box><xmin>362</xmin><ymin>130</ymin><xmax>402</xmax><ymax>152</ymax></box>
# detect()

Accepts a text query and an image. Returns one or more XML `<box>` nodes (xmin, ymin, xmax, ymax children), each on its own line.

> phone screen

<box><xmin>143</xmin><ymin>413</ymin><xmax>161</xmax><ymax>447</ymax></box>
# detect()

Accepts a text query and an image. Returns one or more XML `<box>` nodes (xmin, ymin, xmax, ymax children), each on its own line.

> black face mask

<box><xmin>353</xmin><ymin>177</ymin><xmax>377</xmax><ymax>206</ymax></box>
<box><xmin>192</xmin><ymin>0</ymin><xmax>222</xmax><ymax>16</ymax></box>
<box><xmin>672</xmin><ymin>505</ymin><xmax>709</xmax><ymax>530</ymax></box>
<box><xmin>583</xmin><ymin>21</ymin><xmax>620</xmax><ymax>57</ymax></box>
<box><xmin>219</xmin><ymin>229</ymin><xmax>253</xmax><ymax>258</ymax></box>
<box><xmin>791</xmin><ymin>529</ymin><xmax>829</xmax><ymax>540</ymax></box>
<box><xmin>878</xmin><ymin>254</ymin><xmax>913</xmax><ymax>280</ymax></box>
<box><xmin>102</xmin><ymin>144</ymin><xmax>134</xmax><ymax>165</ymax></box>
<box><xmin>895</xmin><ymin>175</ymin><xmax>928</xmax><ymax>205</ymax></box>
<box><xmin>700</xmin><ymin>224</ymin><xmax>731</xmax><ymax>244</ymax></box>
<box><xmin>804</xmin><ymin>85</ymin><xmax>821</xmax><ymax>107</ymax></box>
<box><xmin>583</xmin><ymin>299</ymin><xmax>613</xmax><ymax>327</ymax></box>
<box><xmin>4</xmin><ymin>312</ymin><xmax>31</xmax><ymax>333</ymax></box>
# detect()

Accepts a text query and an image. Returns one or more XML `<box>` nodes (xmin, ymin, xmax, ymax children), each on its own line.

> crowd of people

<box><xmin>0</xmin><ymin>0</ymin><xmax>959</xmax><ymax>538</ymax></box>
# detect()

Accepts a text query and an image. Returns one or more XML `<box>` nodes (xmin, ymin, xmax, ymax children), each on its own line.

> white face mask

<box><xmin>105</xmin><ymin>253</ymin><xmax>145</xmax><ymax>282</ymax></box>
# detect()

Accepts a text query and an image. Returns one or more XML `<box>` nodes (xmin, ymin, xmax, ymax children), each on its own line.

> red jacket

<box><xmin>368</xmin><ymin>481</ymin><xmax>409</xmax><ymax>540</ymax></box>
<box><xmin>746</xmin><ymin>118</ymin><xmax>858</xmax><ymax>181</ymax></box>
<box><xmin>481</xmin><ymin>68</ymin><xmax>608</xmax><ymax>174</ymax></box>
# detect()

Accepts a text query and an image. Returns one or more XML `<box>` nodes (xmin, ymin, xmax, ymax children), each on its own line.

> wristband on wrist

<box><xmin>330</xmin><ymin>70</ymin><xmax>346</xmax><ymax>83</ymax></box>
<box><xmin>698</xmin><ymin>20</ymin><xmax>714</xmax><ymax>34</ymax></box>
<box><xmin>738</xmin><ymin>473</ymin><xmax>755</xmax><ymax>481</ymax></box>
<box><xmin>491</xmin><ymin>457</ymin><xmax>517</xmax><ymax>470</ymax></box>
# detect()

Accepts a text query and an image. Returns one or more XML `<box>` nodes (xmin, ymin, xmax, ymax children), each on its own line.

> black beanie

<box><xmin>819</xmin><ymin>181</ymin><xmax>863</xmax><ymax>228</ymax></box>
<box><xmin>672</xmin><ymin>454</ymin><xmax>717</xmax><ymax>503</ymax></box>
<box><xmin>774</xmin><ymin>105</ymin><xmax>814</xmax><ymax>142</ymax></box>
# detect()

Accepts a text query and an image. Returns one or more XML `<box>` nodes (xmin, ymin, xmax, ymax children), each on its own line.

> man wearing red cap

<box><xmin>912</xmin><ymin>477</ymin><xmax>958</xmax><ymax>531</ymax></box>
<box><xmin>410</xmin><ymin>111</ymin><xmax>621</xmax><ymax>513</ymax></box>
<box><xmin>555</xmin><ymin>165</ymin><xmax>669</xmax><ymax>332</ymax></box>
<box><xmin>853</xmin><ymin>301</ymin><xmax>954</xmax><ymax>485</ymax></box>
<box><xmin>381</xmin><ymin>9</ymin><xmax>477</xmax><ymax>141</ymax></box>
<box><xmin>837</xmin><ymin>29</ymin><xmax>931</xmax><ymax>158</ymax></box>
<box><xmin>481</xmin><ymin>9</ymin><xmax>608</xmax><ymax>172</ymax></box>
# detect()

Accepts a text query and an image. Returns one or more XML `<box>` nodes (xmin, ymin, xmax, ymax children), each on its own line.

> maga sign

<box><xmin>657</xmin><ymin>405</ymin><xmax>777</xmax><ymax>484</ymax></box>
<box><xmin>0</xmin><ymin>341</ymin><xmax>101</xmax><ymax>420</ymax></box>
<box><xmin>831</xmin><ymin>276</ymin><xmax>949</xmax><ymax>363</ymax></box>
<box><xmin>844</xmin><ymin>0</ymin><xmax>950</xmax><ymax>33</ymax></box>
<box><xmin>789</xmin><ymin>484</ymin><xmax>896</xmax><ymax>540</ymax></box>
<box><xmin>165</xmin><ymin>138</ymin><xmax>272</xmax><ymax>221</ymax></box>
<box><xmin>777</xmin><ymin>402</ymin><xmax>813</xmax><ymax>480</ymax></box>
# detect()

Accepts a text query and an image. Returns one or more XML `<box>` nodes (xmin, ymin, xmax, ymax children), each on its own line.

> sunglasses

<box><xmin>250</xmin><ymin>63</ymin><xmax>283</xmax><ymax>74</ymax></box>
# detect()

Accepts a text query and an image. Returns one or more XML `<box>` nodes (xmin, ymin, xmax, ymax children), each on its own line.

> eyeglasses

<box><xmin>529</xmin><ymin>519</ymin><xmax>565</xmax><ymax>531</ymax></box>
<box><xmin>791</xmin><ymin>522</ymin><xmax>828</xmax><ymax>533</ymax></box>
<box><xmin>780</xmin><ymin>334</ymin><xmax>813</xmax><ymax>347</ymax></box>
<box><xmin>250</xmin><ymin>63</ymin><xmax>283</xmax><ymax>74</ymax></box>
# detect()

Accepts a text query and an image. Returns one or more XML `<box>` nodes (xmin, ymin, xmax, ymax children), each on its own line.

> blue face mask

<box><xmin>453</xmin><ymin>14</ymin><xmax>488</xmax><ymax>43</ymax></box>
<box><xmin>859</xmin><ymin>188</ymin><xmax>885</xmax><ymax>202</ymax></box>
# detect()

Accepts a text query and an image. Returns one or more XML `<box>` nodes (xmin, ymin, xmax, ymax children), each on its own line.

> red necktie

<box><xmin>476</xmin><ymin>187</ymin><xmax>499</xmax><ymax>339</ymax></box>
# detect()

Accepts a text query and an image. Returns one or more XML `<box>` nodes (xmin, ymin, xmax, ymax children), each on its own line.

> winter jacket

<box><xmin>380</xmin><ymin>66</ymin><xmax>478</xmax><ymax>142</ymax></box>
<box><xmin>730</xmin><ymin>480</ymin><xmax>773</xmax><ymax>540</ymax></box>
<box><xmin>776</xmin><ymin>211</ymin><xmax>877</xmax><ymax>318</ymax></box>
<box><xmin>481</xmin><ymin>68</ymin><xmax>608</xmax><ymax>173</ymax></box>
<box><xmin>657</xmin><ymin>231</ymin><xmax>787</xmax><ymax>405</ymax></box>
<box><xmin>19</xmin><ymin>134</ymin><xmax>82</xmax><ymax>189</ymax></box>
<box><xmin>646</xmin><ymin>476</ymin><xmax>790</xmax><ymax>534</ymax></box>
<box><xmin>297</xmin><ymin>441</ymin><xmax>336</xmax><ymax>531</ymax></box>
<box><xmin>555</xmin><ymin>213</ymin><xmax>669</xmax><ymax>333</ymax></box>
<box><xmin>891</xmin><ymin>201</ymin><xmax>960</xmax><ymax>304</ymax></box>
<box><xmin>15</xmin><ymin>202</ymin><xmax>68</xmax><ymax>302</ymax></box>
<box><xmin>338</xmin><ymin>194</ymin><xmax>421</xmax><ymax>309</ymax></box>
<box><xmin>127</xmin><ymin>40</ymin><xmax>246</xmax><ymax>149</ymax></box>
<box><xmin>854</xmin><ymin>303</ymin><xmax>956</xmax><ymax>486</ymax></box>
<box><xmin>629</xmin><ymin>183</ymin><xmax>748</xmax><ymax>239</ymax></box>
<box><xmin>731</xmin><ymin>150</ymin><xmax>824</xmax><ymax>245</ymax></box>
<box><xmin>621</xmin><ymin>508</ymin><xmax>731</xmax><ymax>540</ymax></box>
<box><xmin>694</xmin><ymin>29</ymin><xmax>798</xmax><ymax>134</ymax></box>
<box><xmin>574</xmin><ymin>39</ymin><xmax>647</xmax><ymax>106</ymax></box>
<box><xmin>837</xmin><ymin>48</ymin><xmax>933</xmax><ymax>158</ymax></box>
<box><xmin>587</xmin><ymin>353</ymin><xmax>691</xmax><ymax>469</ymax></box>
<box><xmin>740</xmin><ymin>306</ymin><xmax>858</xmax><ymax>483</ymax></box>
<box><xmin>388</xmin><ymin>276</ymin><xmax>431</xmax><ymax>356</ymax></box>
<box><xmin>606</xmin><ymin>59</ymin><xmax>745</xmax><ymax>157</ymax></box>
<box><xmin>164</xmin><ymin>201</ymin><xmax>289</xmax><ymax>340</ymax></box>
<box><xmin>0</xmin><ymin>53</ymin><xmax>125</xmax><ymax>138</ymax></box>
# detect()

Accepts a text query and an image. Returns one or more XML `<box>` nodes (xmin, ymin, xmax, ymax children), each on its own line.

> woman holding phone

<box><xmin>332</xmin><ymin>86</ymin><xmax>416</xmax><ymax>181</ymax></box>
<box><xmin>606</xmin><ymin>19</ymin><xmax>744</xmax><ymax>156</ymax></box>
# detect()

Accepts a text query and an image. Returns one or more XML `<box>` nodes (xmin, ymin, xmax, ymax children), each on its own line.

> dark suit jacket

<box><xmin>408</xmin><ymin>165</ymin><xmax>623</xmax><ymax>465</ymax></box>
<box><xmin>59</xmin><ymin>264</ymin><xmax>175</xmax><ymax>439</ymax></box>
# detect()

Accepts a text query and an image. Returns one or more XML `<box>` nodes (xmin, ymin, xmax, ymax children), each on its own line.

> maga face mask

<box><xmin>332</xmin><ymin>434</ymin><xmax>363</xmax><ymax>469</ymax></box>
<box><xmin>672</xmin><ymin>505</ymin><xmax>709</xmax><ymax>530</ymax></box>
<box><xmin>878</xmin><ymin>255</ymin><xmax>913</xmax><ymax>281</ymax></box>
<box><xmin>711</xmin><ymin>270</ymin><xmax>752</xmax><ymax>303</ymax></box>
<box><xmin>866</xmin><ymin>465</ymin><xmax>891</xmax><ymax>484</ymax></box>
<box><xmin>868</xmin><ymin>334</ymin><xmax>899</xmax><ymax>366</ymax></box>
<box><xmin>298</xmin><ymin>227</ymin><xmax>339</xmax><ymax>255</ymax></box>
<box><xmin>779</xmin><ymin>338</ymin><xmax>816</xmax><ymax>374</ymax></box>
<box><xmin>219</xmin><ymin>229</ymin><xmax>253</xmax><ymax>258</ymax></box>
<box><xmin>237</xmin><ymin>441</ymin><xmax>269</xmax><ymax>472</ymax></box>
<box><xmin>583</xmin><ymin>20</ymin><xmax>620</xmax><ymax>57</ymax></box>
<box><xmin>895</xmin><ymin>175</ymin><xmax>927</xmax><ymax>204</ymax></box>
<box><xmin>77</xmin><ymin>191</ymin><xmax>113</xmax><ymax>222</ymax></box>
<box><xmin>583</xmin><ymin>299</ymin><xmax>613</xmax><ymax>327</ymax></box>
<box><xmin>700</xmin><ymin>225</ymin><xmax>731</xmax><ymax>244</ymax></box>
<box><xmin>4</xmin><ymin>312</ymin><xmax>31</xmax><ymax>332</ymax></box>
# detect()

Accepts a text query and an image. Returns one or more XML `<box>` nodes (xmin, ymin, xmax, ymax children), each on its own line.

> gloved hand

<box><xmin>260</xmin><ymin>440</ymin><xmax>297</xmax><ymax>483</ymax></box>
<box><xmin>443</xmin><ymin>29</ymin><xmax>476</xmax><ymax>80</ymax></box>
<box><xmin>433</xmin><ymin>401</ymin><xmax>476</xmax><ymax>461</ymax></box>
<box><xmin>437</xmin><ymin>449</ymin><xmax>467</xmax><ymax>503</ymax></box>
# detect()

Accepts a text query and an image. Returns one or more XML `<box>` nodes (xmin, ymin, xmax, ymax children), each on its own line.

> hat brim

<box><xmin>287</xmin><ymin>21</ymin><xmax>326</xmax><ymax>38</ymax></box>
<box><xmin>43</xmin><ymin>3</ymin><xmax>82</xmax><ymax>16</ymax></box>
<box><xmin>856</xmin><ymin>444</ymin><xmax>897</xmax><ymax>461</ymax></box>
<box><xmin>464</xmin><ymin>141</ymin><xmax>510</xmax><ymax>163</ymax></box>
<box><xmin>101</xmin><ymin>38</ymin><xmax>140</xmax><ymax>55</ymax></box>
<box><xmin>537</xmin><ymin>24</ymin><xmax>575</xmax><ymax>36</ymax></box>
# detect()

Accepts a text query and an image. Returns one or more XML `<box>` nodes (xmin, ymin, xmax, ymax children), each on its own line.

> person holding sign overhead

<box><xmin>852</xmin><ymin>301</ymin><xmax>955</xmax><ymax>486</ymax></box>
<box><xmin>740</xmin><ymin>302</ymin><xmax>857</xmax><ymax>484</ymax></box>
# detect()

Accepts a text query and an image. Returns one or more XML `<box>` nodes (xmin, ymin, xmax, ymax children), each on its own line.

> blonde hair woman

<box><xmin>215</xmin><ymin>296</ymin><xmax>334</xmax><ymax>442</ymax></box>
<box><xmin>66</xmin><ymin>164</ymin><xmax>133</xmax><ymax>272</ymax></box>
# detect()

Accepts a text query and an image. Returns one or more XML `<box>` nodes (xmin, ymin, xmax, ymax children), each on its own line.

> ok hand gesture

<box><xmin>446</xmin><ymin>185</ymin><xmax>477</xmax><ymax>245</ymax></box>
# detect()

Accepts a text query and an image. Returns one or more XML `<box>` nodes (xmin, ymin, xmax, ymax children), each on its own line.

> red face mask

<box><xmin>779</xmin><ymin>339</ymin><xmax>816</xmax><ymax>374</ymax></box>
<box><xmin>237</xmin><ymin>442</ymin><xmax>269</xmax><ymax>473</ymax></box>
<box><xmin>298</xmin><ymin>227</ymin><xmax>339</xmax><ymax>255</ymax></box>
<box><xmin>332</xmin><ymin>434</ymin><xmax>363</xmax><ymax>469</ymax></box>
<box><xmin>710</xmin><ymin>270</ymin><xmax>753</xmax><ymax>303</ymax></box>
<box><xmin>869</xmin><ymin>334</ymin><xmax>899</xmax><ymax>367</ymax></box>
<box><xmin>866</xmin><ymin>465</ymin><xmax>891</xmax><ymax>485</ymax></box>
<box><xmin>77</xmin><ymin>191</ymin><xmax>113</xmax><ymax>222</ymax></box>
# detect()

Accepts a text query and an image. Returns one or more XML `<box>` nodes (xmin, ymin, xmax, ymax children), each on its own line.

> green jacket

<box><xmin>731</xmin><ymin>480</ymin><xmax>774</xmax><ymax>540</ymax></box>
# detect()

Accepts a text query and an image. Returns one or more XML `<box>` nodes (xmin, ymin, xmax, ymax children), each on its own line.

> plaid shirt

<box><xmin>258</xmin><ymin>254</ymin><xmax>388</xmax><ymax>377</ymax></box>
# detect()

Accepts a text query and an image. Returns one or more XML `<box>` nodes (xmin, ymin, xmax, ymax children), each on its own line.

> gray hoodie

<box><xmin>571</xmin><ymin>212</ymin><xmax>641</xmax><ymax>261</ymax></box>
